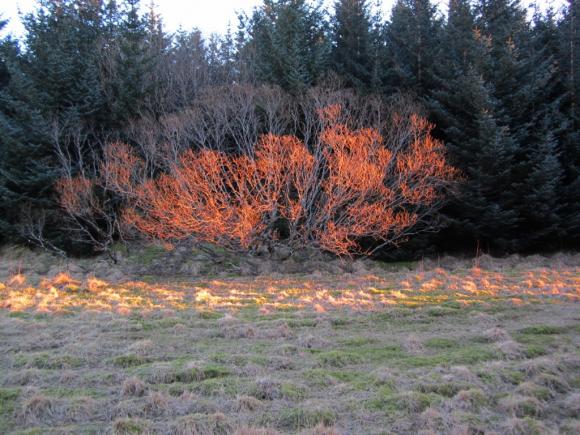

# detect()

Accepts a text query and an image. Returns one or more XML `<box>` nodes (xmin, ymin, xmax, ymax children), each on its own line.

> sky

<box><xmin>0</xmin><ymin>0</ymin><xmax>568</xmax><ymax>39</ymax></box>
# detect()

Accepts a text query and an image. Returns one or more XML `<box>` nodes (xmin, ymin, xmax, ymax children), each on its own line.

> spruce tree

<box><xmin>428</xmin><ymin>0</ymin><xmax>523</xmax><ymax>251</ymax></box>
<box><xmin>368</xmin><ymin>2</ymin><xmax>388</xmax><ymax>93</ymax></box>
<box><xmin>246</xmin><ymin>0</ymin><xmax>330</xmax><ymax>93</ymax></box>
<box><xmin>0</xmin><ymin>1</ymin><xmax>159</xmax><ymax>247</ymax></box>
<box><xmin>511</xmin><ymin>7</ymin><xmax>567</xmax><ymax>248</ymax></box>
<box><xmin>519</xmin><ymin>127</ymin><xmax>564</xmax><ymax>247</ymax></box>
<box><xmin>383</xmin><ymin>0</ymin><xmax>441</xmax><ymax>96</ymax></box>
<box><xmin>437</xmin><ymin>70</ymin><xmax>521</xmax><ymax>251</ymax></box>
<box><xmin>207</xmin><ymin>26</ymin><xmax>237</xmax><ymax>85</ymax></box>
<box><xmin>429</xmin><ymin>0</ymin><xmax>570</xmax><ymax>251</ymax></box>
<box><xmin>331</xmin><ymin>0</ymin><xmax>373</xmax><ymax>90</ymax></box>
<box><xmin>558</xmin><ymin>0</ymin><xmax>580</xmax><ymax>244</ymax></box>
<box><xmin>106</xmin><ymin>0</ymin><xmax>153</xmax><ymax>123</ymax></box>
<box><xmin>21</xmin><ymin>0</ymin><xmax>106</xmax><ymax>130</ymax></box>
<box><xmin>0</xmin><ymin>27</ymin><xmax>56</xmax><ymax>242</ymax></box>
<box><xmin>0</xmin><ymin>18</ymin><xmax>9</xmax><ymax>90</ymax></box>
<box><xmin>143</xmin><ymin>1</ymin><xmax>172</xmax><ymax>114</ymax></box>
<box><xmin>429</xmin><ymin>0</ymin><xmax>485</xmax><ymax>140</ymax></box>
<box><xmin>462</xmin><ymin>81</ymin><xmax>522</xmax><ymax>250</ymax></box>
<box><xmin>169</xmin><ymin>29</ymin><xmax>209</xmax><ymax>108</ymax></box>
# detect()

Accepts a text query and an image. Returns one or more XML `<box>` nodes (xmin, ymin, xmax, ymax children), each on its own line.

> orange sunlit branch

<box><xmin>57</xmin><ymin>106</ymin><xmax>457</xmax><ymax>255</ymax></box>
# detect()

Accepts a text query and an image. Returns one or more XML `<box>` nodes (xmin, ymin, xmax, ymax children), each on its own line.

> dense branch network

<box><xmin>57</xmin><ymin>105</ymin><xmax>456</xmax><ymax>256</ymax></box>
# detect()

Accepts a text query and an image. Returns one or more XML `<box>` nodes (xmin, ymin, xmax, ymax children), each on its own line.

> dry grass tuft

<box><xmin>560</xmin><ymin>419</ymin><xmax>580</xmax><ymax>434</ymax></box>
<box><xmin>64</xmin><ymin>396</ymin><xmax>97</xmax><ymax>423</ymax></box>
<box><xmin>372</xmin><ymin>367</ymin><xmax>397</xmax><ymax>385</ymax></box>
<box><xmin>19</xmin><ymin>394</ymin><xmax>56</xmax><ymax>424</ymax></box>
<box><xmin>515</xmin><ymin>382</ymin><xmax>553</xmax><ymax>401</ymax></box>
<box><xmin>270</xmin><ymin>321</ymin><xmax>294</xmax><ymax>338</ymax></box>
<box><xmin>5</xmin><ymin>368</ymin><xmax>41</xmax><ymax>386</ymax></box>
<box><xmin>300</xmin><ymin>423</ymin><xmax>343</xmax><ymax>435</ymax></box>
<box><xmin>502</xmin><ymin>417</ymin><xmax>549</xmax><ymax>435</ymax></box>
<box><xmin>171</xmin><ymin>412</ymin><xmax>232</xmax><ymax>435</ymax></box>
<box><xmin>251</xmin><ymin>378</ymin><xmax>282</xmax><ymax>400</ymax></box>
<box><xmin>121</xmin><ymin>377</ymin><xmax>147</xmax><ymax>397</ymax></box>
<box><xmin>561</xmin><ymin>392</ymin><xmax>580</xmax><ymax>417</ymax></box>
<box><xmin>128</xmin><ymin>339</ymin><xmax>154</xmax><ymax>356</ymax></box>
<box><xmin>220</xmin><ymin>323</ymin><xmax>257</xmax><ymax>339</ymax></box>
<box><xmin>234</xmin><ymin>428</ymin><xmax>282</xmax><ymax>435</ymax></box>
<box><xmin>396</xmin><ymin>391</ymin><xmax>434</xmax><ymax>413</ymax></box>
<box><xmin>113</xmin><ymin>417</ymin><xmax>149</xmax><ymax>434</ymax></box>
<box><xmin>468</xmin><ymin>311</ymin><xmax>495</xmax><ymax>324</ymax></box>
<box><xmin>44</xmin><ymin>272</ymin><xmax>80</xmax><ymax>289</ymax></box>
<box><xmin>234</xmin><ymin>395</ymin><xmax>263</xmax><ymax>411</ymax></box>
<box><xmin>140</xmin><ymin>361</ymin><xmax>173</xmax><ymax>384</ymax></box>
<box><xmin>534</xmin><ymin>373</ymin><xmax>570</xmax><ymax>393</ymax></box>
<box><xmin>419</xmin><ymin>407</ymin><xmax>444</xmax><ymax>429</ymax></box>
<box><xmin>297</xmin><ymin>334</ymin><xmax>329</xmax><ymax>350</ymax></box>
<box><xmin>86</xmin><ymin>276</ymin><xmax>108</xmax><ymax>291</ymax></box>
<box><xmin>218</xmin><ymin>313</ymin><xmax>239</xmax><ymax>324</ymax></box>
<box><xmin>58</xmin><ymin>369</ymin><xmax>77</xmax><ymax>384</ymax></box>
<box><xmin>453</xmin><ymin>388</ymin><xmax>487</xmax><ymax>410</ymax></box>
<box><xmin>447</xmin><ymin>366</ymin><xmax>479</xmax><ymax>384</ymax></box>
<box><xmin>173</xmin><ymin>322</ymin><xmax>188</xmax><ymax>333</ymax></box>
<box><xmin>144</xmin><ymin>391</ymin><xmax>169</xmax><ymax>417</ymax></box>
<box><xmin>114</xmin><ymin>399</ymin><xmax>145</xmax><ymax>419</ymax></box>
<box><xmin>519</xmin><ymin>357</ymin><xmax>563</xmax><ymax>377</ymax></box>
<box><xmin>403</xmin><ymin>334</ymin><xmax>424</xmax><ymax>354</ymax></box>
<box><xmin>499</xmin><ymin>395</ymin><xmax>544</xmax><ymax>417</ymax></box>
<box><xmin>483</xmin><ymin>327</ymin><xmax>511</xmax><ymax>342</ymax></box>
<box><xmin>497</xmin><ymin>340</ymin><xmax>526</xmax><ymax>360</ymax></box>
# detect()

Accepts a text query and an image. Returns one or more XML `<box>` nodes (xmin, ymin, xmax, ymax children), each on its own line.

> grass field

<box><xmin>0</xmin><ymin>258</ymin><xmax>578</xmax><ymax>434</ymax></box>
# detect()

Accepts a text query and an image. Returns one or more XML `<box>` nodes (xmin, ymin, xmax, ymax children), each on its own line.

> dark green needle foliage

<box><xmin>0</xmin><ymin>0</ymin><xmax>578</xmax><ymax>256</ymax></box>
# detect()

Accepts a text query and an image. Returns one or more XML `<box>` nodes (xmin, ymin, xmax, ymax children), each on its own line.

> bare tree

<box><xmin>60</xmin><ymin>105</ymin><xmax>456</xmax><ymax>256</ymax></box>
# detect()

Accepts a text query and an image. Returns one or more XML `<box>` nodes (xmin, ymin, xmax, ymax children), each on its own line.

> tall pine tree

<box><xmin>105</xmin><ymin>0</ymin><xmax>153</xmax><ymax>123</ymax></box>
<box><xmin>245</xmin><ymin>0</ymin><xmax>330</xmax><ymax>93</ymax></box>
<box><xmin>0</xmin><ymin>19</ymin><xmax>56</xmax><ymax>242</ymax></box>
<box><xmin>428</xmin><ymin>0</ymin><xmax>521</xmax><ymax>251</ymax></box>
<box><xmin>331</xmin><ymin>0</ymin><xmax>373</xmax><ymax>90</ymax></box>
<box><xmin>383</xmin><ymin>0</ymin><xmax>441</xmax><ymax>96</ymax></box>
<box><xmin>512</xmin><ymin>7</ymin><xmax>566</xmax><ymax>248</ymax></box>
<box><xmin>558</xmin><ymin>0</ymin><xmax>580</xmax><ymax>245</ymax></box>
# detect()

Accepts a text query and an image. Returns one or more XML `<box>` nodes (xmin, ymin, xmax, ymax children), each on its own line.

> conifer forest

<box><xmin>0</xmin><ymin>0</ymin><xmax>578</xmax><ymax>258</ymax></box>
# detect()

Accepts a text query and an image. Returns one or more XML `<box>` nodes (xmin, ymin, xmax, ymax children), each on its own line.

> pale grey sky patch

<box><xmin>0</xmin><ymin>0</ymin><xmax>567</xmax><ymax>39</ymax></box>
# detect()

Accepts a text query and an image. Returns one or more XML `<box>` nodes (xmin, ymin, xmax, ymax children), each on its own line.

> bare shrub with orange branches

<box><xmin>57</xmin><ymin>105</ymin><xmax>456</xmax><ymax>256</ymax></box>
<box><xmin>55</xmin><ymin>143</ymin><xmax>146</xmax><ymax>254</ymax></box>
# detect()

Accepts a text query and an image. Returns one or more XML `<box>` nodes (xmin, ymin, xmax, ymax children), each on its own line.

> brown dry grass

<box><xmin>0</xmin><ymin>254</ymin><xmax>578</xmax><ymax>433</ymax></box>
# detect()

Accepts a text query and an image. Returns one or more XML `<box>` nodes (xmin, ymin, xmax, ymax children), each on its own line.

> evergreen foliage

<box><xmin>0</xmin><ymin>0</ymin><xmax>578</xmax><ymax>256</ymax></box>
<box><xmin>0</xmin><ymin>15</ymin><xmax>56</xmax><ymax>242</ymax></box>
<box><xmin>428</xmin><ymin>0</ymin><xmax>577</xmax><ymax>252</ymax></box>
<box><xmin>558</xmin><ymin>0</ymin><xmax>580</xmax><ymax>245</ymax></box>
<box><xmin>245</xmin><ymin>0</ymin><xmax>329</xmax><ymax>93</ymax></box>
<box><xmin>331</xmin><ymin>0</ymin><xmax>373</xmax><ymax>90</ymax></box>
<box><xmin>383</xmin><ymin>0</ymin><xmax>441</xmax><ymax>95</ymax></box>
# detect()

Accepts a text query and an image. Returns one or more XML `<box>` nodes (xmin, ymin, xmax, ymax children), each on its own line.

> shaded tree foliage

<box><xmin>0</xmin><ymin>0</ymin><xmax>578</xmax><ymax>257</ymax></box>
<box><xmin>383</xmin><ymin>0</ymin><xmax>441</xmax><ymax>95</ymax></box>
<box><xmin>331</xmin><ymin>0</ymin><xmax>374</xmax><ymax>90</ymax></box>
<box><xmin>427</xmin><ymin>0</ymin><xmax>578</xmax><ymax>253</ymax></box>
<box><xmin>245</xmin><ymin>0</ymin><xmax>330</xmax><ymax>93</ymax></box>
<box><xmin>0</xmin><ymin>15</ymin><xmax>56</xmax><ymax>244</ymax></box>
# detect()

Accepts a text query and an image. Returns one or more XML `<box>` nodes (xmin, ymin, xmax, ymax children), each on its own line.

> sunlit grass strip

<box><xmin>1</xmin><ymin>266</ymin><xmax>578</xmax><ymax>314</ymax></box>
